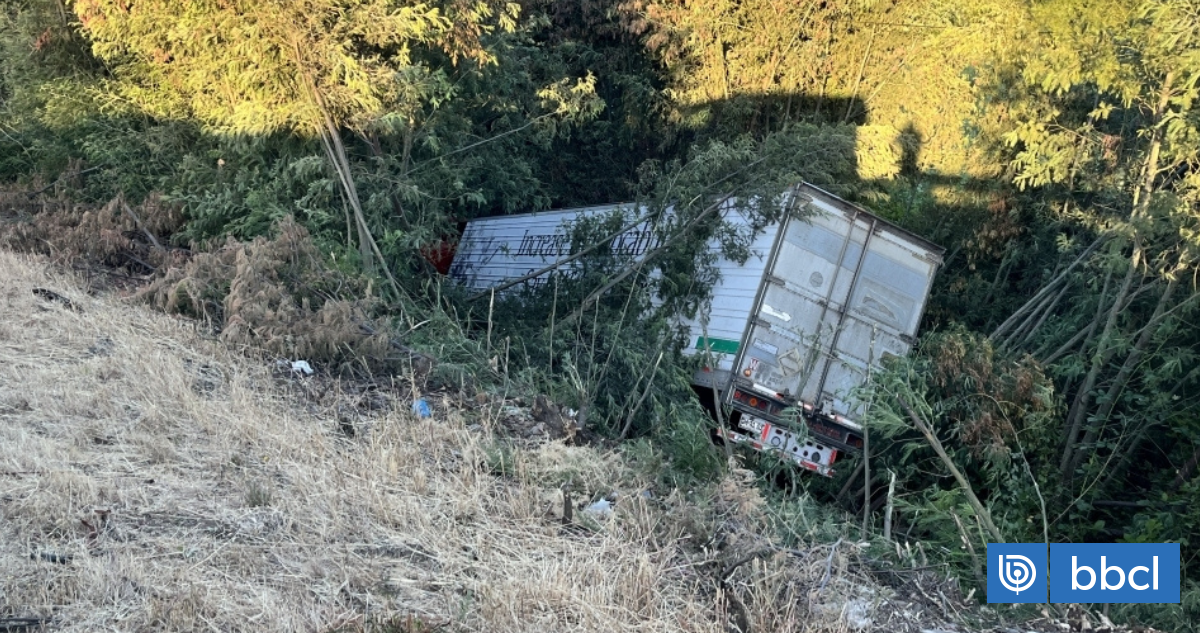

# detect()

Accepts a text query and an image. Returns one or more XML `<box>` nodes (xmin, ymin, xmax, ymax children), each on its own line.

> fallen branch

<box><xmin>356</xmin><ymin>321</ymin><xmax>437</xmax><ymax>368</ymax></box>
<box><xmin>24</xmin><ymin>165</ymin><xmax>102</xmax><ymax>198</ymax></box>
<box><xmin>815</xmin><ymin>537</ymin><xmax>844</xmax><ymax>594</ymax></box>
<box><xmin>896</xmin><ymin>395</ymin><xmax>1005</xmax><ymax>543</ymax></box>
<box><xmin>952</xmin><ymin>510</ymin><xmax>985</xmax><ymax>590</ymax></box>
<box><xmin>720</xmin><ymin>548</ymin><xmax>771</xmax><ymax>582</ymax></box>
<box><xmin>990</xmin><ymin>233</ymin><xmax>1108</xmax><ymax>342</ymax></box>
<box><xmin>121</xmin><ymin>199</ymin><xmax>164</xmax><ymax>251</ymax></box>
<box><xmin>0</xmin><ymin>616</ymin><xmax>52</xmax><ymax>631</ymax></box>
<box><xmin>618</xmin><ymin>350</ymin><xmax>664</xmax><ymax>439</ymax></box>
<box><xmin>32</xmin><ymin>287</ymin><xmax>82</xmax><ymax>312</ymax></box>
<box><xmin>883</xmin><ymin>469</ymin><xmax>896</xmax><ymax>541</ymax></box>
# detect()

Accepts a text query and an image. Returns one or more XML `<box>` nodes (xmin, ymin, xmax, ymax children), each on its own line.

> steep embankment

<box><xmin>0</xmin><ymin>250</ymin><xmax>814</xmax><ymax>632</ymax></box>
<box><xmin>0</xmin><ymin>250</ymin><xmax>1145</xmax><ymax>633</ymax></box>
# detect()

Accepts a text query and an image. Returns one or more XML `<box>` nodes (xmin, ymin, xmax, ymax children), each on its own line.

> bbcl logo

<box><xmin>987</xmin><ymin>543</ymin><xmax>1180</xmax><ymax>604</ymax></box>
<box><xmin>998</xmin><ymin>554</ymin><xmax>1038</xmax><ymax>594</ymax></box>
<box><xmin>988</xmin><ymin>544</ymin><xmax>1046</xmax><ymax>603</ymax></box>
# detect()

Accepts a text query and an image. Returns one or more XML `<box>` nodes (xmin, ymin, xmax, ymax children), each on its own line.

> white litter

<box><xmin>290</xmin><ymin>360</ymin><xmax>313</xmax><ymax>375</ymax></box>
<box><xmin>583</xmin><ymin>498</ymin><xmax>614</xmax><ymax>520</ymax></box>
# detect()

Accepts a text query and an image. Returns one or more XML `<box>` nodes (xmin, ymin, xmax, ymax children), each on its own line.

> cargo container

<box><xmin>450</xmin><ymin>183</ymin><xmax>944</xmax><ymax>476</ymax></box>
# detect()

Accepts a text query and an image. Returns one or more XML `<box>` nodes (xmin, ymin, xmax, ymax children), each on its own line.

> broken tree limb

<box><xmin>990</xmin><ymin>233</ymin><xmax>1108</xmax><ymax>342</ymax></box>
<box><xmin>951</xmin><ymin>510</ymin><xmax>985</xmax><ymax>590</ymax></box>
<box><xmin>32</xmin><ymin>287</ymin><xmax>81</xmax><ymax>312</ymax></box>
<box><xmin>560</xmin><ymin>193</ymin><xmax>737</xmax><ymax>325</ymax></box>
<box><xmin>815</xmin><ymin>538</ymin><xmax>844</xmax><ymax>595</ymax></box>
<box><xmin>1036</xmin><ymin>266</ymin><xmax>1114</xmax><ymax>366</ymax></box>
<box><xmin>883</xmin><ymin>469</ymin><xmax>896</xmax><ymax>541</ymax></box>
<box><xmin>469</xmin><ymin>155</ymin><xmax>772</xmax><ymax>303</ymax></box>
<box><xmin>1068</xmin><ymin>275</ymin><xmax>1181</xmax><ymax>476</ymax></box>
<box><xmin>896</xmin><ymin>395</ymin><xmax>1005</xmax><ymax>543</ymax></box>
<box><xmin>619</xmin><ymin>350</ymin><xmax>664</xmax><ymax>439</ymax></box>
<box><xmin>293</xmin><ymin>39</ymin><xmax>401</xmax><ymax>300</ymax></box>
<box><xmin>120</xmin><ymin>199</ymin><xmax>163</xmax><ymax>251</ymax></box>
<box><xmin>356</xmin><ymin>321</ymin><xmax>437</xmax><ymax>368</ymax></box>
<box><xmin>25</xmin><ymin>166</ymin><xmax>101</xmax><ymax>198</ymax></box>
<box><xmin>1059</xmin><ymin>258</ymin><xmax>1140</xmax><ymax>479</ymax></box>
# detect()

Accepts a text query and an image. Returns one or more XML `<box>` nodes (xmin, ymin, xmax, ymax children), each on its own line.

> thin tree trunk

<box><xmin>1037</xmin><ymin>268</ymin><xmax>1112</xmax><ymax>366</ymax></box>
<box><xmin>836</xmin><ymin>460</ymin><xmax>865</xmax><ymax>504</ymax></box>
<box><xmin>844</xmin><ymin>28</ymin><xmax>875</xmax><ymax>123</ymax></box>
<box><xmin>1059</xmin><ymin>261</ymin><xmax>1137</xmax><ymax>478</ymax></box>
<box><xmin>319</xmin><ymin>125</ymin><xmax>401</xmax><ymax>297</ymax></box>
<box><xmin>862</xmin><ymin>418</ymin><xmax>870</xmax><ymax>536</ymax></box>
<box><xmin>952</xmin><ymin>511</ymin><xmax>985</xmax><ymax>590</ymax></box>
<box><xmin>712</xmin><ymin>382</ymin><xmax>735</xmax><ymax>464</ymax></box>
<box><xmin>897</xmin><ymin>396</ymin><xmax>1005</xmax><ymax>543</ymax></box>
<box><xmin>990</xmin><ymin>234</ymin><xmax>1107</xmax><ymax>341</ymax></box>
<box><xmin>984</xmin><ymin>246</ymin><xmax>1016</xmax><ymax>308</ymax></box>
<box><xmin>1001</xmin><ymin>285</ymin><xmax>1059</xmax><ymax>347</ymax></box>
<box><xmin>1069</xmin><ymin>277</ymin><xmax>1179</xmax><ymax>475</ymax></box>
<box><xmin>1019</xmin><ymin>283</ymin><xmax>1068</xmax><ymax>348</ymax></box>
<box><xmin>1037</xmin><ymin>324</ymin><xmax>1089</xmax><ymax>366</ymax></box>
<box><xmin>1060</xmin><ymin>70</ymin><xmax>1175</xmax><ymax>479</ymax></box>
<box><xmin>318</xmin><ymin>130</ymin><xmax>373</xmax><ymax>270</ymax></box>
<box><xmin>883</xmin><ymin>470</ymin><xmax>896</xmax><ymax>541</ymax></box>
<box><xmin>619</xmin><ymin>350</ymin><xmax>665</xmax><ymax>439</ymax></box>
<box><xmin>294</xmin><ymin>36</ymin><xmax>399</xmax><ymax>297</ymax></box>
<box><xmin>1097</xmin><ymin>365</ymin><xmax>1200</xmax><ymax>492</ymax></box>
<box><xmin>1003</xmin><ymin>282</ymin><xmax>1067</xmax><ymax>349</ymax></box>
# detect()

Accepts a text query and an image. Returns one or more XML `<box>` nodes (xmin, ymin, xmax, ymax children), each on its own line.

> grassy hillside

<box><xmin>0</xmin><ymin>249</ymin><xmax>904</xmax><ymax>632</ymax></box>
<box><xmin>4</xmin><ymin>249</ymin><xmax>1153</xmax><ymax>633</ymax></box>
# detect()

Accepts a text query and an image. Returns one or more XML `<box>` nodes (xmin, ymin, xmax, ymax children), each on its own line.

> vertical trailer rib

<box><xmin>812</xmin><ymin>213</ymin><xmax>877</xmax><ymax>405</ymax></box>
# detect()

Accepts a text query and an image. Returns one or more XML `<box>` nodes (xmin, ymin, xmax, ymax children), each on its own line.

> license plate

<box><xmin>738</xmin><ymin>415</ymin><xmax>767</xmax><ymax>435</ymax></box>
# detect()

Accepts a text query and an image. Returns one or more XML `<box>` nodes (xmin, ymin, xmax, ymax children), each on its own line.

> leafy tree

<box><xmin>981</xmin><ymin>0</ymin><xmax>1200</xmax><ymax>497</ymax></box>
<box><xmin>72</xmin><ymin>0</ymin><xmax>521</xmax><ymax>288</ymax></box>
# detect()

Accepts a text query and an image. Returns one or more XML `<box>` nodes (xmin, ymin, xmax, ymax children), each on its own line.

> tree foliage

<box><xmin>73</xmin><ymin>0</ymin><xmax>516</xmax><ymax>134</ymax></box>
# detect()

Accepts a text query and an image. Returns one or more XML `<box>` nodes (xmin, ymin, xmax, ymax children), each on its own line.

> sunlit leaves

<box><xmin>72</xmin><ymin>0</ymin><xmax>517</xmax><ymax>135</ymax></box>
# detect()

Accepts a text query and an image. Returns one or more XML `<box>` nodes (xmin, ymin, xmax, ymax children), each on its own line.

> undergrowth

<box><xmin>138</xmin><ymin>216</ymin><xmax>397</xmax><ymax>372</ymax></box>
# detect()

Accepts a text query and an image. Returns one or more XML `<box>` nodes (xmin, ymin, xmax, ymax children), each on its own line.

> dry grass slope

<box><xmin>0</xmin><ymin>250</ymin><xmax>1152</xmax><ymax>633</ymax></box>
<box><xmin>0</xmin><ymin>250</ymin><xmax>740</xmax><ymax>632</ymax></box>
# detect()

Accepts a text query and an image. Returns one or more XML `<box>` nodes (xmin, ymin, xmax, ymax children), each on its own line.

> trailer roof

<box><xmin>796</xmin><ymin>183</ymin><xmax>947</xmax><ymax>257</ymax></box>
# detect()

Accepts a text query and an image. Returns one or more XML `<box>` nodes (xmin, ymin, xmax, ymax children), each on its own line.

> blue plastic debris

<box><xmin>411</xmin><ymin>398</ymin><xmax>431</xmax><ymax>418</ymax></box>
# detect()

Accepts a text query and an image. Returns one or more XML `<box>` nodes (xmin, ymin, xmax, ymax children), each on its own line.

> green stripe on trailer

<box><xmin>695</xmin><ymin>336</ymin><xmax>740</xmax><ymax>354</ymax></box>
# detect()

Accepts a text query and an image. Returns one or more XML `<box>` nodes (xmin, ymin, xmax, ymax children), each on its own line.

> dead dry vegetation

<box><xmin>1</xmin><ymin>248</ymin><xmax>920</xmax><ymax>633</ymax></box>
<box><xmin>2</xmin><ymin>244</ymin><xmax>1141</xmax><ymax>633</ymax></box>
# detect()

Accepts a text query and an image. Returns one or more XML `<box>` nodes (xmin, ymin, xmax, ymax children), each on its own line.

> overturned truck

<box><xmin>450</xmin><ymin>183</ymin><xmax>944</xmax><ymax>476</ymax></box>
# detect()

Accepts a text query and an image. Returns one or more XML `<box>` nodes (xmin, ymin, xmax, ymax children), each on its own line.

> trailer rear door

<box><xmin>732</xmin><ymin>197</ymin><xmax>939</xmax><ymax>421</ymax></box>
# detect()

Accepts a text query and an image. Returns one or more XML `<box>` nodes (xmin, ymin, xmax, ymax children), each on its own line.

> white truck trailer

<box><xmin>449</xmin><ymin>183</ymin><xmax>944</xmax><ymax>476</ymax></box>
